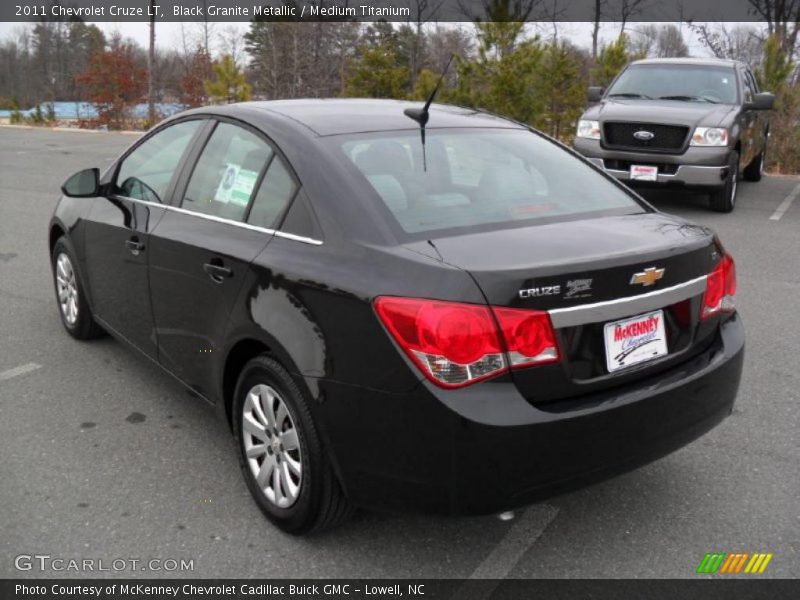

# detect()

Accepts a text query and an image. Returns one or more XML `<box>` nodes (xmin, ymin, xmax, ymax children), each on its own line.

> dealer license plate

<box><xmin>604</xmin><ymin>310</ymin><xmax>668</xmax><ymax>373</ymax></box>
<box><xmin>630</xmin><ymin>165</ymin><xmax>658</xmax><ymax>181</ymax></box>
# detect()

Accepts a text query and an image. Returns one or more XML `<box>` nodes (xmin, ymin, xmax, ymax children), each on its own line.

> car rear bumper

<box><xmin>574</xmin><ymin>138</ymin><xmax>731</xmax><ymax>187</ymax></box>
<box><xmin>314</xmin><ymin>315</ymin><xmax>744</xmax><ymax>515</ymax></box>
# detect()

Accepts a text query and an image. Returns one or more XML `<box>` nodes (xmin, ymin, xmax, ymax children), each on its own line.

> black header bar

<box><xmin>2</xmin><ymin>579</ymin><xmax>799</xmax><ymax>600</ymax></box>
<box><xmin>2</xmin><ymin>0</ymin><xmax>782</xmax><ymax>23</ymax></box>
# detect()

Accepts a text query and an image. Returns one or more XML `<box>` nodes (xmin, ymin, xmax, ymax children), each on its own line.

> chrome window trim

<box><xmin>113</xmin><ymin>195</ymin><xmax>323</xmax><ymax>246</ymax></box>
<box><xmin>548</xmin><ymin>275</ymin><xmax>707</xmax><ymax>328</ymax></box>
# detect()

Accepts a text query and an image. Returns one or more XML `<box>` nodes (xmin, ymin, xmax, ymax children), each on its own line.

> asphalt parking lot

<box><xmin>1</xmin><ymin>126</ymin><xmax>798</xmax><ymax>580</ymax></box>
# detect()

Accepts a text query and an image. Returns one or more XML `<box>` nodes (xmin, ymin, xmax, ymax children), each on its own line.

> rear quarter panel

<box><xmin>224</xmin><ymin>236</ymin><xmax>486</xmax><ymax>395</ymax></box>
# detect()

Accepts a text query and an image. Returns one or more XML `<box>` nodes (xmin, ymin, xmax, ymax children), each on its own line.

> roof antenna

<box><xmin>404</xmin><ymin>54</ymin><xmax>455</xmax><ymax>172</ymax></box>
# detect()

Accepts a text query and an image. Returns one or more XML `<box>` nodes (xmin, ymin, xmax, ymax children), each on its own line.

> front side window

<box><xmin>744</xmin><ymin>69</ymin><xmax>759</xmax><ymax>101</ymax></box>
<box><xmin>608</xmin><ymin>64</ymin><xmax>739</xmax><ymax>104</ymax></box>
<box><xmin>333</xmin><ymin>128</ymin><xmax>643</xmax><ymax>236</ymax></box>
<box><xmin>182</xmin><ymin>123</ymin><xmax>273</xmax><ymax>222</ymax></box>
<box><xmin>114</xmin><ymin>120</ymin><xmax>201</xmax><ymax>203</ymax></box>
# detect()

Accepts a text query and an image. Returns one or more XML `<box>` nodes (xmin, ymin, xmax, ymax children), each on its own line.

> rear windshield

<box><xmin>608</xmin><ymin>64</ymin><xmax>739</xmax><ymax>104</ymax></box>
<box><xmin>332</xmin><ymin>128</ymin><xmax>643</xmax><ymax>236</ymax></box>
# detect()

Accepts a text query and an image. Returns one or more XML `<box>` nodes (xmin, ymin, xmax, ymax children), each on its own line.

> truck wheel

<box><xmin>742</xmin><ymin>142</ymin><xmax>766</xmax><ymax>182</ymax></box>
<box><xmin>709</xmin><ymin>151</ymin><xmax>739</xmax><ymax>213</ymax></box>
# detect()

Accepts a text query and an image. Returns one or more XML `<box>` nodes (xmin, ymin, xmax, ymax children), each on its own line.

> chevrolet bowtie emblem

<box><xmin>630</xmin><ymin>267</ymin><xmax>665</xmax><ymax>286</ymax></box>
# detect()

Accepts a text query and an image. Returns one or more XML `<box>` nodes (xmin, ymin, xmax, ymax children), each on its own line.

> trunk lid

<box><xmin>407</xmin><ymin>213</ymin><xmax>721</xmax><ymax>404</ymax></box>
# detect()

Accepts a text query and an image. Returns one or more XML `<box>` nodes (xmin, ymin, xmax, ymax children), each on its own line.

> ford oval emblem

<box><xmin>633</xmin><ymin>130</ymin><xmax>655</xmax><ymax>141</ymax></box>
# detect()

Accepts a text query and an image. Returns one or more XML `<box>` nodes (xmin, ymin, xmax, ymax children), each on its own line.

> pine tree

<box><xmin>205</xmin><ymin>55</ymin><xmax>252</xmax><ymax>104</ymax></box>
<box><xmin>343</xmin><ymin>46</ymin><xmax>409</xmax><ymax>99</ymax></box>
<box><xmin>593</xmin><ymin>34</ymin><xmax>631</xmax><ymax>88</ymax></box>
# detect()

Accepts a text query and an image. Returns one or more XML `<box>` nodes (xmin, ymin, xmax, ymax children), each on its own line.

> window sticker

<box><xmin>215</xmin><ymin>163</ymin><xmax>259</xmax><ymax>207</ymax></box>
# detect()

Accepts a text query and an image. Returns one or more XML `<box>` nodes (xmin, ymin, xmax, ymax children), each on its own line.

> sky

<box><xmin>0</xmin><ymin>20</ymin><xmax>751</xmax><ymax>58</ymax></box>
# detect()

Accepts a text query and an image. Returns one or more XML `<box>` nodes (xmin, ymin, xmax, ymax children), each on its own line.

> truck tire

<box><xmin>742</xmin><ymin>141</ymin><xmax>766</xmax><ymax>182</ymax></box>
<box><xmin>709</xmin><ymin>151</ymin><xmax>739</xmax><ymax>213</ymax></box>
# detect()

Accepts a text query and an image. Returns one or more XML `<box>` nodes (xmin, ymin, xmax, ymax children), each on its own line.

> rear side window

<box><xmin>115</xmin><ymin>120</ymin><xmax>201</xmax><ymax>203</ymax></box>
<box><xmin>333</xmin><ymin>129</ymin><xmax>641</xmax><ymax>236</ymax></box>
<box><xmin>247</xmin><ymin>156</ymin><xmax>297</xmax><ymax>229</ymax></box>
<box><xmin>182</xmin><ymin>123</ymin><xmax>273</xmax><ymax>222</ymax></box>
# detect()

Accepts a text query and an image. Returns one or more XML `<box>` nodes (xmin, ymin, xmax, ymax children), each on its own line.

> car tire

<box><xmin>51</xmin><ymin>237</ymin><xmax>104</xmax><ymax>340</ymax></box>
<box><xmin>742</xmin><ymin>141</ymin><xmax>766</xmax><ymax>182</ymax></box>
<box><xmin>709</xmin><ymin>151</ymin><xmax>739</xmax><ymax>213</ymax></box>
<box><xmin>233</xmin><ymin>355</ymin><xmax>352</xmax><ymax>534</ymax></box>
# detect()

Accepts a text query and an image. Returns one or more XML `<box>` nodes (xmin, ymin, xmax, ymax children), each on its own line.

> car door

<box><xmin>738</xmin><ymin>66</ymin><xmax>758</xmax><ymax>167</ymax></box>
<box><xmin>83</xmin><ymin>118</ymin><xmax>206</xmax><ymax>358</ymax></box>
<box><xmin>745</xmin><ymin>68</ymin><xmax>768</xmax><ymax>154</ymax></box>
<box><xmin>148</xmin><ymin>119</ymin><xmax>299</xmax><ymax>398</ymax></box>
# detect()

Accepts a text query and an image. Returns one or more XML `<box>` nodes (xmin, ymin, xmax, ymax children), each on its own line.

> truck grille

<box><xmin>603</xmin><ymin>122</ymin><xmax>689</xmax><ymax>153</ymax></box>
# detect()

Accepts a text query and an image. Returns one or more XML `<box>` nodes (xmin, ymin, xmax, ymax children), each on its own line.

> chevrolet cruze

<box><xmin>50</xmin><ymin>99</ymin><xmax>744</xmax><ymax>533</ymax></box>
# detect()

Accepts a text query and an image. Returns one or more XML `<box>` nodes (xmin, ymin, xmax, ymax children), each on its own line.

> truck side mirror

<box><xmin>588</xmin><ymin>87</ymin><xmax>604</xmax><ymax>102</ymax></box>
<box><xmin>749</xmin><ymin>92</ymin><xmax>775</xmax><ymax>110</ymax></box>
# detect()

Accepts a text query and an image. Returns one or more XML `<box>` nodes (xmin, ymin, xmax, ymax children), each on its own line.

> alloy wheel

<box><xmin>242</xmin><ymin>384</ymin><xmax>303</xmax><ymax>508</ymax></box>
<box><xmin>55</xmin><ymin>253</ymin><xmax>79</xmax><ymax>326</ymax></box>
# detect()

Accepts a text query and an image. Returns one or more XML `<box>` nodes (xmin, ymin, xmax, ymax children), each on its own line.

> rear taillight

<box><xmin>701</xmin><ymin>254</ymin><xmax>736</xmax><ymax>320</ymax></box>
<box><xmin>374</xmin><ymin>297</ymin><xmax>559</xmax><ymax>388</ymax></box>
<box><xmin>493</xmin><ymin>307</ymin><xmax>560</xmax><ymax>367</ymax></box>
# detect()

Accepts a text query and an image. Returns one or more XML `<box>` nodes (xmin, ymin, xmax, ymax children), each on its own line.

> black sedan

<box><xmin>50</xmin><ymin>99</ymin><xmax>744</xmax><ymax>534</ymax></box>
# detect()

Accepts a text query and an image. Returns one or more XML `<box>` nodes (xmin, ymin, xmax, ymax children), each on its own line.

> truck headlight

<box><xmin>690</xmin><ymin>127</ymin><xmax>729</xmax><ymax>147</ymax></box>
<box><xmin>577</xmin><ymin>120</ymin><xmax>601</xmax><ymax>140</ymax></box>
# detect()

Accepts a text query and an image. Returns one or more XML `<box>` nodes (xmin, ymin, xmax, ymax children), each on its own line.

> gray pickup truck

<box><xmin>574</xmin><ymin>58</ymin><xmax>774</xmax><ymax>212</ymax></box>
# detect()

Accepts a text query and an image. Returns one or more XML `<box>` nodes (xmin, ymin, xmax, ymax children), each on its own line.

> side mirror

<box><xmin>588</xmin><ymin>86</ymin><xmax>604</xmax><ymax>102</ymax></box>
<box><xmin>61</xmin><ymin>168</ymin><xmax>100</xmax><ymax>197</ymax></box>
<box><xmin>748</xmin><ymin>92</ymin><xmax>775</xmax><ymax>110</ymax></box>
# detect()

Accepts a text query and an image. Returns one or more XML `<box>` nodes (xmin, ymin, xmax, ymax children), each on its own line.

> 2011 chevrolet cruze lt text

<box><xmin>50</xmin><ymin>99</ymin><xmax>744</xmax><ymax>534</ymax></box>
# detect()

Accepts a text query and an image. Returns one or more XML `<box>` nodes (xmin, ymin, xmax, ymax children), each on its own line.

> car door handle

<box><xmin>125</xmin><ymin>238</ymin><xmax>145</xmax><ymax>255</ymax></box>
<box><xmin>203</xmin><ymin>262</ymin><xmax>232</xmax><ymax>283</ymax></box>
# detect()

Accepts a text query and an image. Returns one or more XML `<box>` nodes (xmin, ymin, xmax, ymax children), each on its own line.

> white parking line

<box><xmin>0</xmin><ymin>363</ymin><xmax>41</xmax><ymax>382</ymax></box>
<box><xmin>770</xmin><ymin>182</ymin><xmax>800</xmax><ymax>221</ymax></box>
<box><xmin>468</xmin><ymin>504</ymin><xmax>559</xmax><ymax>580</ymax></box>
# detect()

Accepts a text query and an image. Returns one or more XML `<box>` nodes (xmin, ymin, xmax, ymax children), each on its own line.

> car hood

<box><xmin>583</xmin><ymin>99</ymin><xmax>737</xmax><ymax>128</ymax></box>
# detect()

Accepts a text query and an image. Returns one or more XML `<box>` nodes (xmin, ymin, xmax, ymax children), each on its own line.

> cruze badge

<box><xmin>630</xmin><ymin>267</ymin><xmax>665</xmax><ymax>286</ymax></box>
<box><xmin>519</xmin><ymin>285</ymin><xmax>561</xmax><ymax>299</ymax></box>
<box><xmin>633</xmin><ymin>130</ymin><xmax>655</xmax><ymax>141</ymax></box>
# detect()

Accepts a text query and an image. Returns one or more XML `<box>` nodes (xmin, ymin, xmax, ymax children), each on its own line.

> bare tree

<box><xmin>629</xmin><ymin>23</ymin><xmax>658</xmax><ymax>56</ymax></box>
<box><xmin>619</xmin><ymin>0</ymin><xmax>651</xmax><ymax>35</ymax></box>
<box><xmin>655</xmin><ymin>24</ymin><xmax>688</xmax><ymax>57</ymax></box>
<box><xmin>689</xmin><ymin>23</ymin><xmax>765</xmax><ymax>64</ymax></box>
<box><xmin>407</xmin><ymin>0</ymin><xmax>444</xmax><ymax>88</ymax></box>
<box><xmin>747</xmin><ymin>0</ymin><xmax>800</xmax><ymax>58</ymax></box>
<box><xmin>147</xmin><ymin>0</ymin><xmax>156</xmax><ymax>124</ymax></box>
<box><xmin>218</xmin><ymin>25</ymin><xmax>245</xmax><ymax>67</ymax></box>
<box><xmin>541</xmin><ymin>0</ymin><xmax>568</xmax><ymax>42</ymax></box>
<box><xmin>201</xmin><ymin>0</ymin><xmax>215</xmax><ymax>55</ymax></box>
<box><xmin>632</xmin><ymin>24</ymin><xmax>688</xmax><ymax>57</ymax></box>
<box><xmin>591</xmin><ymin>0</ymin><xmax>608</xmax><ymax>59</ymax></box>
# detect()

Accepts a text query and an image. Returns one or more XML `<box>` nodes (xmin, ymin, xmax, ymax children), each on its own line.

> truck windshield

<box><xmin>607</xmin><ymin>64</ymin><xmax>738</xmax><ymax>105</ymax></box>
<box><xmin>331</xmin><ymin>128</ymin><xmax>644</xmax><ymax>237</ymax></box>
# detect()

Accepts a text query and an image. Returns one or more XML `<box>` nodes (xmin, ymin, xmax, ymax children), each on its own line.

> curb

<box><xmin>0</xmin><ymin>123</ymin><xmax>143</xmax><ymax>136</ymax></box>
